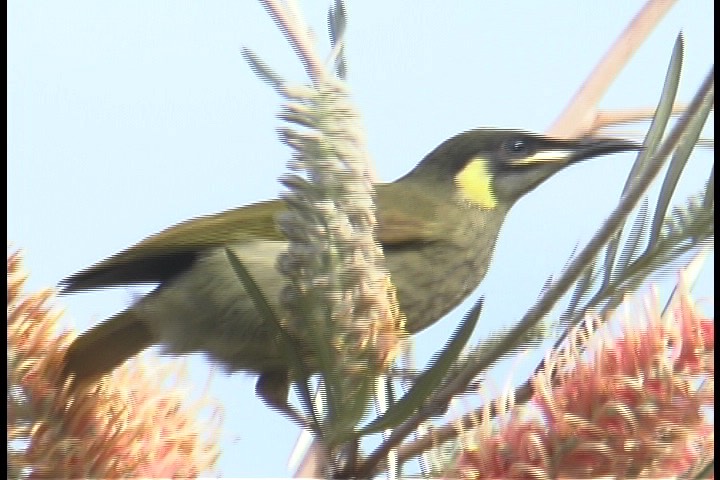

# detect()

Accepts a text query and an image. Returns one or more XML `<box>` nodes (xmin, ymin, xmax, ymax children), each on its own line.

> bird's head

<box><xmin>401</xmin><ymin>128</ymin><xmax>640</xmax><ymax>209</ymax></box>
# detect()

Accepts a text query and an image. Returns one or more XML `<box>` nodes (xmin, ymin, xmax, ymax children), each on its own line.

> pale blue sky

<box><xmin>8</xmin><ymin>2</ymin><xmax>713</xmax><ymax>477</ymax></box>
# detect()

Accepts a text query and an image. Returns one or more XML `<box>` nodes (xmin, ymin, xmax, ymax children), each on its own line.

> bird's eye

<box><xmin>503</xmin><ymin>138</ymin><xmax>530</xmax><ymax>155</ymax></box>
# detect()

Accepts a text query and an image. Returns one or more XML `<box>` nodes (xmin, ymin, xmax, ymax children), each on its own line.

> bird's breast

<box><xmin>385</xmin><ymin>209</ymin><xmax>505</xmax><ymax>333</ymax></box>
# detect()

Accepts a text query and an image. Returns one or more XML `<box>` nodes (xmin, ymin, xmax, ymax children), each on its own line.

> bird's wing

<box><xmin>62</xmin><ymin>184</ymin><xmax>444</xmax><ymax>292</ymax></box>
<box><xmin>375</xmin><ymin>183</ymin><xmax>446</xmax><ymax>246</ymax></box>
<box><xmin>61</xmin><ymin>200</ymin><xmax>286</xmax><ymax>291</ymax></box>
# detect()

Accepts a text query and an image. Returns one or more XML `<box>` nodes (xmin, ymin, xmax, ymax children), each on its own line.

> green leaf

<box><xmin>563</xmin><ymin>259</ymin><xmax>597</xmax><ymax>325</ymax></box>
<box><xmin>224</xmin><ymin>248</ymin><xmax>316</xmax><ymax>418</ymax></box>
<box><xmin>241</xmin><ymin>48</ymin><xmax>284</xmax><ymax>92</ymax></box>
<box><xmin>617</xmin><ymin>198</ymin><xmax>649</xmax><ymax>271</ymax></box>
<box><xmin>603</xmin><ymin>34</ymin><xmax>684</xmax><ymax>287</ymax></box>
<box><xmin>703</xmin><ymin>165</ymin><xmax>714</xmax><ymax>209</ymax></box>
<box><xmin>358</xmin><ymin>298</ymin><xmax>483</xmax><ymax>435</ymax></box>
<box><xmin>649</xmin><ymin>70</ymin><xmax>712</xmax><ymax>246</ymax></box>
<box><xmin>328</xmin><ymin>0</ymin><xmax>348</xmax><ymax>79</ymax></box>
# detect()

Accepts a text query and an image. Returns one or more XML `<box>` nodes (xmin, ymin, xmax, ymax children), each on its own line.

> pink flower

<box><xmin>449</xmin><ymin>285</ymin><xmax>713</xmax><ymax>479</ymax></box>
<box><xmin>8</xmin><ymin>251</ymin><xmax>222</xmax><ymax>478</ymax></box>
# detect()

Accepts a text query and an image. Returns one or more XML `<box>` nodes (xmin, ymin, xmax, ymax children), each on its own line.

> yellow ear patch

<box><xmin>455</xmin><ymin>158</ymin><xmax>497</xmax><ymax>209</ymax></box>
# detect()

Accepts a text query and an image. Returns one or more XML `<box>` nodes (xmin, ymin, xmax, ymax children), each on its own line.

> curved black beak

<box><xmin>569</xmin><ymin>136</ymin><xmax>643</xmax><ymax>162</ymax></box>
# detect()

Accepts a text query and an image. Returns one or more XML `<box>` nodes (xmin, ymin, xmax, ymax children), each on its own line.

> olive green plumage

<box><xmin>61</xmin><ymin>129</ymin><xmax>637</xmax><ymax>389</ymax></box>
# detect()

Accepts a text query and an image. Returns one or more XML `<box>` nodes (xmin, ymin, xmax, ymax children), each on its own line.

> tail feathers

<box><xmin>62</xmin><ymin>311</ymin><xmax>156</xmax><ymax>386</ymax></box>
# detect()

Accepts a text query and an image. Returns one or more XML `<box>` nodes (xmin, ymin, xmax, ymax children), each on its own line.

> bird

<box><xmin>60</xmin><ymin>128</ymin><xmax>638</xmax><ymax>404</ymax></box>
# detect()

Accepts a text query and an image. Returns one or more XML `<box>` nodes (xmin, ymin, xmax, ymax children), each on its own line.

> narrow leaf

<box><xmin>617</xmin><ymin>197</ymin><xmax>649</xmax><ymax>271</ymax></box>
<box><xmin>241</xmin><ymin>48</ymin><xmax>284</xmax><ymax>92</ymax></box>
<box><xmin>603</xmin><ymin>34</ymin><xmax>684</xmax><ymax>286</ymax></box>
<box><xmin>224</xmin><ymin>248</ymin><xmax>316</xmax><ymax>418</ymax></box>
<box><xmin>359</xmin><ymin>298</ymin><xmax>483</xmax><ymax>435</ymax></box>
<box><xmin>649</xmin><ymin>86</ymin><xmax>712</xmax><ymax>245</ymax></box>
<box><xmin>703</xmin><ymin>165</ymin><xmax>714</xmax><ymax>209</ymax></box>
<box><xmin>328</xmin><ymin>0</ymin><xmax>348</xmax><ymax>79</ymax></box>
<box><xmin>563</xmin><ymin>260</ymin><xmax>597</xmax><ymax>326</ymax></box>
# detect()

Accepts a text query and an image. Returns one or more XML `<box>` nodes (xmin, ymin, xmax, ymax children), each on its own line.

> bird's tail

<box><xmin>62</xmin><ymin>310</ymin><xmax>156</xmax><ymax>386</ymax></box>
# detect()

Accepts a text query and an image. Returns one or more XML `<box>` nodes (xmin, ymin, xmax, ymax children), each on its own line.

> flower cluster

<box><xmin>276</xmin><ymin>81</ymin><xmax>406</xmax><ymax>432</ymax></box>
<box><xmin>449</xmin><ymin>286</ymin><xmax>714</xmax><ymax>478</ymax></box>
<box><xmin>8</xmin><ymin>251</ymin><xmax>221</xmax><ymax>478</ymax></box>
